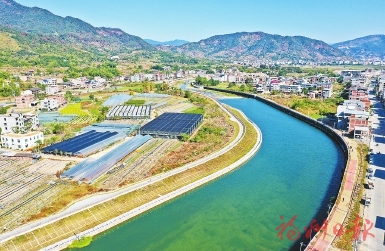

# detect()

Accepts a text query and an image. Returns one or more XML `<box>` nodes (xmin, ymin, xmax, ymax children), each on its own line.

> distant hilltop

<box><xmin>144</xmin><ymin>39</ymin><xmax>190</xmax><ymax>46</ymax></box>
<box><xmin>332</xmin><ymin>35</ymin><xmax>385</xmax><ymax>61</ymax></box>
<box><xmin>157</xmin><ymin>32</ymin><xmax>350</xmax><ymax>62</ymax></box>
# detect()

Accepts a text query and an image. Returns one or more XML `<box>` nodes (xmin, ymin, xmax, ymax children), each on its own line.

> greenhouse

<box><xmin>106</xmin><ymin>105</ymin><xmax>151</xmax><ymax>119</ymax></box>
<box><xmin>38</xmin><ymin>112</ymin><xmax>77</xmax><ymax>124</ymax></box>
<box><xmin>102</xmin><ymin>94</ymin><xmax>132</xmax><ymax>106</ymax></box>
<box><xmin>140</xmin><ymin>113</ymin><xmax>203</xmax><ymax>138</ymax></box>
<box><xmin>41</xmin><ymin>130</ymin><xmax>118</xmax><ymax>155</ymax></box>
<box><xmin>81</xmin><ymin>123</ymin><xmax>138</xmax><ymax>134</ymax></box>
<box><xmin>61</xmin><ymin>135</ymin><xmax>152</xmax><ymax>183</ymax></box>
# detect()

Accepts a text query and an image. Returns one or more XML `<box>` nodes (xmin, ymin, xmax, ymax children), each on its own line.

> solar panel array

<box><xmin>106</xmin><ymin>105</ymin><xmax>151</xmax><ymax>120</ymax></box>
<box><xmin>140</xmin><ymin>112</ymin><xmax>203</xmax><ymax>138</ymax></box>
<box><xmin>61</xmin><ymin>135</ymin><xmax>152</xmax><ymax>184</ymax></box>
<box><xmin>74</xmin><ymin>133</ymin><xmax>126</xmax><ymax>157</ymax></box>
<box><xmin>41</xmin><ymin>130</ymin><xmax>118</xmax><ymax>156</ymax></box>
<box><xmin>102</xmin><ymin>94</ymin><xmax>132</xmax><ymax>107</ymax></box>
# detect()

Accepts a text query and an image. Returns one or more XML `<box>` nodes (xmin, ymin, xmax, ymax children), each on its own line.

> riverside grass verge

<box><xmin>0</xmin><ymin>106</ymin><xmax>257</xmax><ymax>251</ymax></box>
<box><xmin>334</xmin><ymin>143</ymin><xmax>368</xmax><ymax>250</ymax></box>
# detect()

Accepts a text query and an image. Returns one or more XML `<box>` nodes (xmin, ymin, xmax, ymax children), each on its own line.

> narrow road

<box><xmin>360</xmin><ymin>86</ymin><xmax>385</xmax><ymax>251</ymax></box>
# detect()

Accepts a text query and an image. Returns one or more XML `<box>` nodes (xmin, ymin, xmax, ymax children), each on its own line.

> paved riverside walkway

<box><xmin>306</xmin><ymin>139</ymin><xmax>359</xmax><ymax>251</ymax></box>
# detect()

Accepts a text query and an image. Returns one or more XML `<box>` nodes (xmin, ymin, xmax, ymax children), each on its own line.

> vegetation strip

<box><xmin>333</xmin><ymin>143</ymin><xmax>367</xmax><ymax>250</ymax></box>
<box><xmin>0</xmin><ymin>101</ymin><xmax>260</xmax><ymax>251</ymax></box>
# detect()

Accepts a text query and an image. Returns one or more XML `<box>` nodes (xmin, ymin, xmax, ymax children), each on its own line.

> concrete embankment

<box><xmin>204</xmin><ymin>86</ymin><xmax>348</xmax><ymax>158</ymax></box>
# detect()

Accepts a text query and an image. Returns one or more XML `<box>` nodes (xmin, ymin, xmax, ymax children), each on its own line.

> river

<box><xmin>79</xmin><ymin>98</ymin><xmax>344</xmax><ymax>251</ymax></box>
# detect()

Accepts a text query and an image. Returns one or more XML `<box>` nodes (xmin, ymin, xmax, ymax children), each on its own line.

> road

<box><xmin>0</xmin><ymin>96</ymin><xmax>249</xmax><ymax>245</ymax></box>
<box><xmin>360</xmin><ymin>86</ymin><xmax>385</xmax><ymax>251</ymax></box>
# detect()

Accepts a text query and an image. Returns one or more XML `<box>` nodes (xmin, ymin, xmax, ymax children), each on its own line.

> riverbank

<box><xmin>0</xmin><ymin>97</ymin><xmax>262</xmax><ymax>251</ymax></box>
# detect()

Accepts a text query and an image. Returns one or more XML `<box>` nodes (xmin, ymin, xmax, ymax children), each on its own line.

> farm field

<box><xmin>59</xmin><ymin>103</ymin><xmax>89</xmax><ymax>116</ymax></box>
<box><xmin>0</xmin><ymin>158</ymin><xmax>71</xmax><ymax>232</ymax></box>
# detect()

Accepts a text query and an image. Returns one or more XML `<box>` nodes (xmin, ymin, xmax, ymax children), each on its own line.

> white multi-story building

<box><xmin>40</xmin><ymin>98</ymin><xmax>59</xmax><ymax>110</ymax></box>
<box><xmin>0</xmin><ymin>113</ymin><xmax>39</xmax><ymax>134</ymax></box>
<box><xmin>279</xmin><ymin>84</ymin><xmax>302</xmax><ymax>93</ymax></box>
<box><xmin>1</xmin><ymin>131</ymin><xmax>44</xmax><ymax>150</ymax></box>
<box><xmin>40</xmin><ymin>78</ymin><xmax>57</xmax><ymax>85</ymax></box>
<box><xmin>45</xmin><ymin>85</ymin><xmax>60</xmax><ymax>95</ymax></box>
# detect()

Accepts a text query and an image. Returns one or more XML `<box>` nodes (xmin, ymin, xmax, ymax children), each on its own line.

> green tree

<box><xmin>65</xmin><ymin>91</ymin><xmax>74</xmax><ymax>101</ymax></box>
<box><xmin>184</xmin><ymin>90</ymin><xmax>192</xmax><ymax>99</ymax></box>
<box><xmin>0</xmin><ymin>106</ymin><xmax>8</xmax><ymax>114</ymax></box>
<box><xmin>52</xmin><ymin>124</ymin><xmax>64</xmax><ymax>134</ymax></box>
<box><xmin>89</xmin><ymin>94</ymin><xmax>95</xmax><ymax>100</ymax></box>
<box><xmin>180</xmin><ymin>133</ymin><xmax>190</xmax><ymax>142</ymax></box>
<box><xmin>35</xmin><ymin>139</ymin><xmax>42</xmax><ymax>152</ymax></box>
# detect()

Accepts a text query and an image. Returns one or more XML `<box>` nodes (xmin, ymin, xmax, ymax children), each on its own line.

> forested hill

<box><xmin>0</xmin><ymin>0</ymin><xmax>152</xmax><ymax>53</ymax></box>
<box><xmin>333</xmin><ymin>35</ymin><xmax>385</xmax><ymax>60</ymax></box>
<box><xmin>158</xmin><ymin>32</ymin><xmax>350</xmax><ymax>62</ymax></box>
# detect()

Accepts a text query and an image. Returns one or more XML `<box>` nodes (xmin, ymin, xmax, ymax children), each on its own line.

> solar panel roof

<box><xmin>140</xmin><ymin>112</ymin><xmax>203</xmax><ymax>136</ymax></box>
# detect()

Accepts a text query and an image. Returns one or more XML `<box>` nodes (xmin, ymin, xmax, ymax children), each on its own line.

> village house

<box><xmin>15</xmin><ymin>90</ymin><xmax>38</xmax><ymax>108</ymax></box>
<box><xmin>40</xmin><ymin>78</ymin><xmax>57</xmax><ymax>85</ymax></box>
<box><xmin>40</xmin><ymin>98</ymin><xmax>59</xmax><ymax>110</ymax></box>
<box><xmin>0</xmin><ymin>113</ymin><xmax>39</xmax><ymax>134</ymax></box>
<box><xmin>45</xmin><ymin>85</ymin><xmax>60</xmax><ymax>95</ymax></box>
<box><xmin>1</xmin><ymin>131</ymin><xmax>44</xmax><ymax>150</ymax></box>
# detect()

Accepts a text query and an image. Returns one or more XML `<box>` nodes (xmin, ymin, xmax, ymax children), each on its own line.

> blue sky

<box><xmin>16</xmin><ymin>0</ymin><xmax>385</xmax><ymax>43</ymax></box>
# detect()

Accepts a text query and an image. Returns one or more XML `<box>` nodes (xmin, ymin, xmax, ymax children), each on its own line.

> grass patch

<box><xmin>22</xmin><ymin>184</ymin><xmax>100</xmax><ymax>223</ymax></box>
<box><xmin>184</xmin><ymin>106</ymin><xmax>205</xmax><ymax>114</ymax></box>
<box><xmin>68</xmin><ymin>236</ymin><xmax>93</xmax><ymax>248</ymax></box>
<box><xmin>269</xmin><ymin>95</ymin><xmax>342</xmax><ymax>117</ymax></box>
<box><xmin>124</xmin><ymin>99</ymin><xmax>145</xmax><ymax>106</ymax></box>
<box><xmin>59</xmin><ymin>103</ymin><xmax>89</xmax><ymax>116</ymax></box>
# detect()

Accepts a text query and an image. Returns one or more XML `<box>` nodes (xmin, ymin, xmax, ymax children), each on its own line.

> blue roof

<box><xmin>140</xmin><ymin>113</ymin><xmax>203</xmax><ymax>136</ymax></box>
<box><xmin>41</xmin><ymin>130</ymin><xmax>118</xmax><ymax>155</ymax></box>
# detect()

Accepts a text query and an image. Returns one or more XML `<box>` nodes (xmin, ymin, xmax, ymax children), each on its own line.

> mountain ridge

<box><xmin>158</xmin><ymin>31</ymin><xmax>350</xmax><ymax>62</ymax></box>
<box><xmin>332</xmin><ymin>34</ymin><xmax>385</xmax><ymax>60</ymax></box>
<box><xmin>0</xmin><ymin>0</ymin><xmax>152</xmax><ymax>53</ymax></box>
<box><xmin>145</xmin><ymin>39</ymin><xmax>190</xmax><ymax>46</ymax></box>
<box><xmin>1</xmin><ymin>0</ymin><xmax>383</xmax><ymax>64</ymax></box>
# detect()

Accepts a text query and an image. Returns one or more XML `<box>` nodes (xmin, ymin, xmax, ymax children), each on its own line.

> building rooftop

<box><xmin>3</xmin><ymin>131</ymin><xmax>42</xmax><ymax>138</ymax></box>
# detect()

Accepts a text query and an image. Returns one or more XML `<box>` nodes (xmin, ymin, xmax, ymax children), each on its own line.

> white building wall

<box><xmin>40</xmin><ymin>98</ymin><xmax>59</xmax><ymax>110</ymax></box>
<box><xmin>0</xmin><ymin>114</ymin><xmax>24</xmax><ymax>134</ymax></box>
<box><xmin>1</xmin><ymin>132</ymin><xmax>44</xmax><ymax>150</ymax></box>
